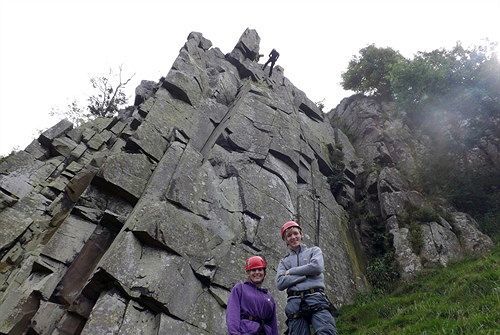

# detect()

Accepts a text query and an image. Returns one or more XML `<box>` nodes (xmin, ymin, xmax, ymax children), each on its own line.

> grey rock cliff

<box><xmin>0</xmin><ymin>30</ymin><xmax>492</xmax><ymax>334</ymax></box>
<box><xmin>328</xmin><ymin>95</ymin><xmax>493</xmax><ymax>279</ymax></box>
<box><xmin>0</xmin><ymin>30</ymin><xmax>367</xmax><ymax>334</ymax></box>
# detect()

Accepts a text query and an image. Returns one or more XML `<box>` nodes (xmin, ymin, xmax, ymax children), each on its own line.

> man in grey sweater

<box><xmin>276</xmin><ymin>221</ymin><xmax>337</xmax><ymax>335</ymax></box>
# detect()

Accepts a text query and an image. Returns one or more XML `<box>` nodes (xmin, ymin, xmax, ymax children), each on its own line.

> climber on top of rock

<box><xmin>276</xmin><ymin>221</ymin><xmax>337</xmax><ymax>335</ymax></box>
<box><xmin>262</xmin><ymin>49</ymin><xmax>280</xmax><ymax>77</ymax></box>
<box><xmin>226</xmin><ymin>255</ymin><xmax>279</xmax><ymax>335</ymax></box>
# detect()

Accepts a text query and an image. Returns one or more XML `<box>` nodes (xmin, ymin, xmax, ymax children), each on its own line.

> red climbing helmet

<box><xmin>245</xmin><ymin>256</ymin><xmax>267</xmax><ymax>271</ymax></box>
<box><xmin>280</xmin><ymin>220</ymin><xmax>301</xmax><ymax>239</ymax></box>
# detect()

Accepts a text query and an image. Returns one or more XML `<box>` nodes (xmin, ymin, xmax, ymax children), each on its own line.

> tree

<box><xmin>391</xmin><ymin>43</ymin><xmax>500</xmax><ymax>239</ymax></box>
<box><xmin>50</xmin><ymin>100</ymin><xmax>92</xmax><ymax>127</ymax></box>
<box><xmin>341</xmin><ymin>45</ymin><xmax>404</xmax><ymax>97</ymax></box>
<box><xmin>87</xmin><ymin>66</ymin><xmax>134</xmax><ymax>117</ymax></box>
<box><xmin>50</xmin><ymin>66</ymin><xmax>134</xmax><ymax>126</ymax></box>
<box><xmin>342</xmin><ymin>42</ymin><xmax>500</xmax><ymax>239</ymax></box>
<box><xmin>389</xmin><ymin>43</ymin><xmax>498</xmax><ymax>119</ymax></box>
<box><xmin>315</xmin><ymin>98</ymin><xmax>326</xmax><ymax>112</ymax></box>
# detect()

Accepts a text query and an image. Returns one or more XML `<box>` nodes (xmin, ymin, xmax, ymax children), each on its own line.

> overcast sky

<box><xmin>1</xmin><ymin>0</ymin><xmax>499</xmax><ymax>156</ymax></box>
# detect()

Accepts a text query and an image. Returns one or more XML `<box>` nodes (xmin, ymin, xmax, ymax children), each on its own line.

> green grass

<box><xmin>337</xmin><ymin>244</ymin><xmax>500</xmax><ymax>334</ymax></box>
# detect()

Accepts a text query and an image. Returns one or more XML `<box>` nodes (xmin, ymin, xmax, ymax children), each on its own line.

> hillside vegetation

<box><xmin>337</xmin><ymin>244</ymin><xmax>499</xmax><ymax>334</ymax></box>
<box><xmin>341</xmin><ymin>42</ymin><xmax>500</xmax><ymax>241</ymax></box>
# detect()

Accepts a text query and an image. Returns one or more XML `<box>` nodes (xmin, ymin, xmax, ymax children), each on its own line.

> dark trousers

<box><xmin>285</xmin><ymin>294</ymin><xmax>337</xmax><ymax>335</ymax></box>
<box><xmin>262</xmin><ymin>59</ymin><xmax>277</xmax><ymax>76</ymax></box>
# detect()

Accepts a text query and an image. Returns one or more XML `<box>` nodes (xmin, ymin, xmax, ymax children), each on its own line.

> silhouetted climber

<box><xmin>262</xmin><ymin>49</ymin><xmax>280</xmax><ymax>76</ymax></box>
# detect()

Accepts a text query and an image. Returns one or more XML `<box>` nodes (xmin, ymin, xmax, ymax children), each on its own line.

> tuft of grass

<box><xmin>408</xmin><ymin>222</ymin><xmax>423</xmax><ymax>255</ymax></box>
<box><xmin>412</xmin><ymin>204</ymin><xmax>441</xmax><ymax>223</ymax></box>
<box><xmin>337</xmin><ymin>244</ymin><xmax>500</xmax><ymax>334</ymax></box>
<box><xmin>365</xmin><ymin>252</ymin><xmax>400</xmax><ymax>292</ymax></box>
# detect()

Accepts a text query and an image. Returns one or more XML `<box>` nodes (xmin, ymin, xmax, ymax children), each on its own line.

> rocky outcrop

<box><xmin>0</xmin><ymin>29</ymin><xmax>492</xmax><ymax>334</ymax></box>
<box><xmin>328</xmin><ymin>95</ymin><xmax>493</xmax><ymax>279</ymax></box>
<box><xmin>0</xmin><ymin>29</ymin><xmax>367</xmax><ymax>334</ymax></box>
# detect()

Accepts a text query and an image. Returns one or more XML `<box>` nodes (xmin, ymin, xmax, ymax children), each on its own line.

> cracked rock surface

<box><xmin>0</xmin><ymin>29</ymin><xmax>492</xmax><ymax>334</ymax></box>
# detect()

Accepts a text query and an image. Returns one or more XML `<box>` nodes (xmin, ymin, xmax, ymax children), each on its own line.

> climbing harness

<box><xmin>287</xmin><ymin>287</ymin><xmax>324</xmax><ymax>298</ymax></box>
<box><xmin>286</xmin><ymin>289</ymin><xmax>339</xmax><ymax>322</ymax></box>
<box><xmin>241</xmin><ymin>313</ymin><xmax>271</xmax><ymax>335</ymax></box>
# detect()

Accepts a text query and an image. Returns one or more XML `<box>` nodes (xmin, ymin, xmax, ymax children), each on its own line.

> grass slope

<box><xmin>337</xmin><ymin>245</ymin><xmax>499</xmax><ymax>335</ymax></box>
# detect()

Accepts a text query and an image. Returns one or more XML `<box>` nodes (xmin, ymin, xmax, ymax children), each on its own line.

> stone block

<box><xmin>41</xmin><ymin>215</ymin><xmax>96</xmax><ymax>265</ymax></box>
<box><xmin>80</xmin><ymin>290</ymin><xmax>127</xmax><ymax>335</ymax></box>
<box><xmin>52</xmin><ymin>137</ymin><xmax>78</xmax><ymax>157</ymax></box>
<box><xmin>117</xmin><ymin>301</ymin><xmax>157</xmax><ymax>335</ymax></box>
<box><xmin>31</xmin><ymin>301</ymin><xmax>66</xmax><ymax>335</ymax></box>
<box><xmin>97</xmin><ymin>152</ymin><xmax>153</xmax><ymax>202</ymax></box>
<box><xmin>38</xmin><ymin>119</ymin><xmax>73</xmax><ymax>147</ymax></box>
<box><xmin>0</xmin><ymin>207</ymin><xmax>33</xmax><ymax>251</ymax></box>
<box><xmin>0</xmin><ymin>190</ymin><xmax>17</xmax><ymax>210</ymax></box>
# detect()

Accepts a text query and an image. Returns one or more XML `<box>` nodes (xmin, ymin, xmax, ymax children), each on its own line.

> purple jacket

<box><xmin>226</xmin><ymin>281</ymin><xmax>278</xmax><ymax>335</ymax></box>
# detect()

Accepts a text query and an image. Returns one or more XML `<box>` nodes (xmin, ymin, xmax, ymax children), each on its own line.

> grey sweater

<box><xmin>276</xmin><ymin>244</ymin><xmax>326</xmax><ymax>292</ymax></box>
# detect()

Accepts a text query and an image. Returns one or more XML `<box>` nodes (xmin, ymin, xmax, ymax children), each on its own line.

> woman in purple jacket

<box><xmin>226</xmin><ymin>256</ymin><xmax>279</xmax><ymax>335</ymax></box>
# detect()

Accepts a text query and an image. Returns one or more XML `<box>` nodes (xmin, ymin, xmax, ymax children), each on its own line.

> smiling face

<box><xmin>246</xmin><ymin>268</ymin><xmax>266</xmax><ymax>285</ymax></box>
<box><xmin>284</xmin><ymin>227</ymin><xmax>303</xmax><ymax>250</ymax></box>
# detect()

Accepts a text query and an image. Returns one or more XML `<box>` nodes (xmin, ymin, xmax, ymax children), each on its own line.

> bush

<box><xmin>413</xmin><ymin>204</ymin><xmax>440</xmax><ymax>223</ymax></box>
<box><xmin>416</xmin><ymin>142</ymin><xmax>499</xmax><ymax>240</ymax></box>
<box><xmin>400</xmin><ymin>203</ymin><xmax>440</xmax><ymax>225</ymax></box>
<box><xmin>341</xmin><ymin>44</ymin><xmax>404</xmax><ymax>97</ymax></box>
<box><xmin>408</xmin><ymin>222</ymin><xmax>424</xmax><ymax>254</ymax></box>
<box><xmin>50</xmin><ymin>66</ymin><xmax>134</xmax><ymax>125</ymax></box>
<box><xmin>366</xmin><ymin>252</ymin><xmax>400</xmax><ymax>291</ymax></box>
<box><xmin>477</xmin><ymin>212</ymin><xmax>500</xmax><ymax>243</ymax></box>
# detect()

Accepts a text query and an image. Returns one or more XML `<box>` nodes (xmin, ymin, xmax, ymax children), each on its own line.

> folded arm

<box><xmin>287</xmin><ymin>247</ymin><xmax>324</xmax><ymax>276</ymax></box>
<box><xmin>276</xmin><ymin>260</ymin><xmax>306</xmax><ymax>291</ymax></box>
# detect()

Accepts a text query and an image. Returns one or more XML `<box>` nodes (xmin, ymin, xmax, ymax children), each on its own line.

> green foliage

<box><xmin>350</xmin><ymin>197</ymin><xmax>398</xmax><ymax>290</ymax></box>
<box><xmin>343</xmin><ymin>42</ymin><xmax>499</xmax><ymax>144</ymax></box>
<box><xmin>413</xmin><ymin>204</ymin><xmax>441</xmax><ymax>223</ymax></box>
<box><xmin>341</xmin><ymin>44</ymin><xmax>404</xmax><ymax>97</ymax></box>
<box><xmin>436</xmin><ymin>206</ymin><xmax>455</xmax><ymax>224</ymax></box>
<box><xmin>338</xmin><ymin>244</ymin><xmax>500</xmax><ymax>334</ymax></box>
<box><xmin>315</xmin><ymin>98</ymin><xmax>326</xmax><ymax>112</ymax></box>
<box><xmin>408</xmin><ymin>222</ymin><xmax>424</xmax><ymax>255</ymax></box>
<box><xmin>416</xmin><ymin>141</ymin><xmax>500</xmax><ymax>239</ymax></box>
<box><xmin>390</xmin><ymin>43</ymin><xmax>500</xmax><ymax>127</ymax></box>
<box><xmin>328</xmin><ymin>143</ymin><xmax>345</xmax><ymax>163</ymax></box>
<box><xmin>365</xmin><ymin>252</ymin><xmax>400</xmax><ymax>292</ymax></box>
<box><xmin>327</xmin><ymin>167</ymin><xmax>346</xmax><ymax>196</ymax></box>
<box><xmin>344</xmin><ymin>41</ymin><xmax>499</xmax><ymax>241</ymax></box>
<box><xmin>477</xmin><ymin>212</ymin><xmax>500</xmax><ymax>243</ymax></box>
<box><xmin>389</xmin><ymin>55</ymin><xmax>448</xmax><ymax>111</ymax></box>
<box><xmin>399</xmin><ymin>203</ymin><xmax>441</xmax><ymax>254</ymax></box>
<box><xmin>326</xmin><ymin>143</ymin><xmax>347</xmax><ymax>194</ymax></box>
<box><xmin>440</xmin><ymin>165</ymin><xmax>497</xmax><ymax>217</ymax></box>
<box><xmin>400</xmin><ymin>203</ymin><xmax>441</xmax><ymax>225</ymax></box>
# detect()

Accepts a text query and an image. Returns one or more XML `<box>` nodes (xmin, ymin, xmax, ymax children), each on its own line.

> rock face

<box><xmin>328</xmin><ymin>95</ymin><xmax>493</xmax><ymax>279</ymax></box>
<box><xmin>0</xmin><ymin>30</ymin><xmax>492</xmax><ymax>334</ymax></box>
<box><xmin>0</xmin><ymin>29</ymin><xmax>366</xmax><ymax>334</ymax></box>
